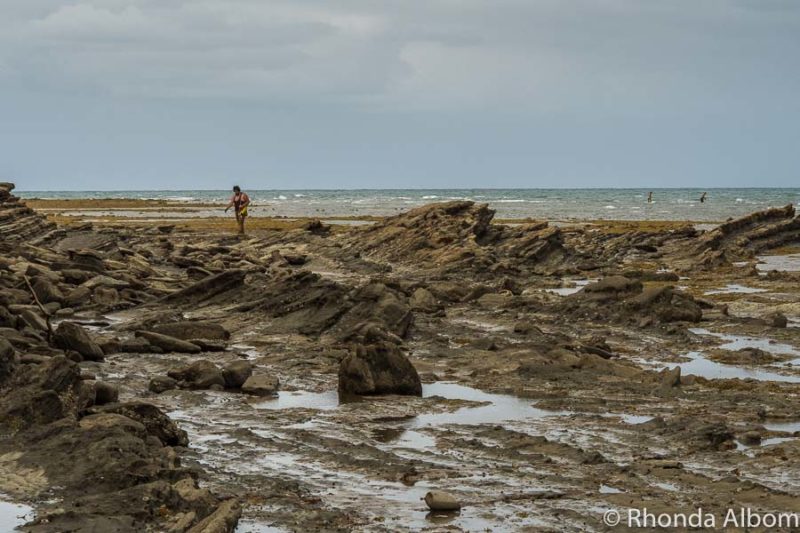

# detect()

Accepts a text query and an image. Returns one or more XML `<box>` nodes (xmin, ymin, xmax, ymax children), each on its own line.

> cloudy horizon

<box><xmin>2</xmin><ymin>0</ymin><xmax>799</xmax><ymax>190</ymax></box>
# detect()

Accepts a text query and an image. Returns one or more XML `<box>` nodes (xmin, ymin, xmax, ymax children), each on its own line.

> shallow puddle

<box><xmin>757</xmin><ymin>253</ymin><xmax>800</xmax><ymax>272</ymax></box>
<box><xmin>689</xmin><ymin>328</ymin><xmax>800</xmax><ymax>357</ymax></box>
<box><xmin>704</xmin><ymin>284</ymin><xmax>767</xmax><ymax>295</ymax></box>
<box><xmin>666</xmin><ymin>351</ymin><xmax>800</xmax><ymax>383</ymax></box>
<box><xmin>236</xmin><ymin>522</ymin><xmax>287</xmax><ymax>532</ymax></box>
<box><xmin>763</xmin><ymin>421</ymin><xmax>800</xmax><ymax>433</ymax></box>
<box><xmin>413</xmin><ymin>382</ymin><xmax>565</xmax><ymax>427</ymax></box>
<box><xmin>0</xmin><ymin>499</ymin><xmax>34</xmax><ymax>529</ymax></box>
<box><xmin>254</xmin><ymin>390</ymin><xmax>340</xmax><ymax>410</ymax></box>
<box><xmin>652</xmin><ymin>481</ymin><xmax>680</xmax><ymax>492</ymax></box>
<box><xmin>545</xmin><ymin>279</ymin><xmax>595</xmax><ymax>296</ymax></box>
<box><xmin>761</xmin><ymin>437</ymin><xmax>796</xmax><ymax>447</ymax></box>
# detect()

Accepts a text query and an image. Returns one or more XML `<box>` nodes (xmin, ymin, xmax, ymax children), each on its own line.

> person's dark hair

<box><xmin>233</xmin><ymin>185</ymin><xmax>241</xmax><ymax>193</ymax></box>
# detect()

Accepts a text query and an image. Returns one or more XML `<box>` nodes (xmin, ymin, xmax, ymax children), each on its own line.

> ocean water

<box><xmin>19</xmin><ymin>188</ymin><xmax>800</xmax><ymax>222</ymax></box>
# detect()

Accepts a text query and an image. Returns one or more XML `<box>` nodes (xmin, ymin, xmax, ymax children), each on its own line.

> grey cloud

<box><xmin>1</xmin><ymin>0</ymin><xmax>798</xmax><ymax>189</ymax></box>
<box><xmin>1</xmin><ymin>0</ymin><xmax>798</xmax><ymax>111</ymax></box>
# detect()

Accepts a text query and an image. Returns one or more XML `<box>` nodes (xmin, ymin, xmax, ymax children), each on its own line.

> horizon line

<box><xmin>15</xmin><ymin>186</ymin><xmax>800</xmax><ymax>193</ymax></box>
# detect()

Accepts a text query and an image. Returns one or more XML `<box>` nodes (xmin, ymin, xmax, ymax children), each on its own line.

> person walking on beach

<box><xmin>225</xmin><ymin>185</ymin><xmax>250</xmax><ymax>235</ymax></box>
<box><xmin>699</xmin><ymin>192</ymin><xmax>707</xmax><ymax>203</ymax></box>
<box><xmin>647</xmin><ymin>191</ymin><xmax>653</xmax><ymax>204</ymax></box>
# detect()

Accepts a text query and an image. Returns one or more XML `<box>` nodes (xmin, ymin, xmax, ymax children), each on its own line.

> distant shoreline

<box><xmin>20</xmin><ymin>189</ymin><xmax>799</xmax><ymax>224</ymax></box>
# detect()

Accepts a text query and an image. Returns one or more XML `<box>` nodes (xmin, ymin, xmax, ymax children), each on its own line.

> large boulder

<box><xmin>167</xmin><ymin>360</ymin><xmax>225</xmax><ymax>390</ymax></box>
<box><xmin>338</xmin><ymin>342</ymin><xmax>422</xmax><ymax>396</ymax></box>
<box><xmin>136</xmin><ymin>331</ymin><xmax>202</xmax><ymax>354</ymax></box>
<box><xmin>54</xmin><ymin>322</ymin><xmax>105</xmax><ymax>361</ymax></box>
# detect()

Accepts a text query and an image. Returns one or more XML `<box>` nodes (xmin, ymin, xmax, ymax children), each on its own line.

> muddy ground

<box><xmin>2</xmin><ymin>186</ymin><xmax>800</xmax><ymax>532</ymax></box>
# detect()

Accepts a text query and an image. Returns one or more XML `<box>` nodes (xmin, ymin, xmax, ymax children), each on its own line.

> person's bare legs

<box><xmin>237</xmin><ymin>213</ymin><xmax>245</xmax><ymax>235</ymax></box>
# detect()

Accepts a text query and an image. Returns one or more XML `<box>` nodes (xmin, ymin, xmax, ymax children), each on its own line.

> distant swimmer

<box><xmin>647</xmin><ymin>191</ymin><xmax>653</xmax><ymax>204</ymax></box>
<box><xmin>224</xmin><ymin>185</ymin><xmax>250</xmax><ymax>235</ymax></box>
<box><xmin>699</xmin><ymin>192</ymin><xmax>707</xmax><ymax>203</ymax></box>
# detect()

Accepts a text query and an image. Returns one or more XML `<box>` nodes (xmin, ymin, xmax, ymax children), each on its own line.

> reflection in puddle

<box><xmin>373</xmin><ymin>428</ymin><xmax>437</xmax><ymax>449</ymax></box>
<box><xmin>689</xmin><ymin>328</ymin><xmax>800</xmax><ymax>357</ymax></box>
<box><xmin>545</xmin><ymin>279</ymin><xmax>595</xmax><ymax>296</ymax></box>
<box><xmin>619</xmin><ymin>414</ymin><xmax>654</xmax><ymax>425</ymax></box>
<box><xmin>254</xmin><ymin>390</ymin><xmax>340</xmax><ymax>410</ymax></box>
<box><xmin>666</xmin><ymin>352</ymin><xmax>800</xmax><ymax>383</ymax></box>
<box><xmin>757</xmin><ymin>253</ymin><xmax>800</xmax><ymax>272</ymax></box>
<box><xmin>0</xmin><ymin>499</ymin><xmax>34</xmax><ymax>529</ymax></box>
<box><xmin>414</xmin><ymin>382</ymin><xmax>566</xmax><ymax>427</ymax></box>
<box><xmin>236</xmin><ymin>521</ymin><xmax>288</xmax><ymax>533</ymax></box>
<box><xmin>652</xmin><ymin>482</ymin><xmax>679</xmax><ymax>492</ymax></box>
<box><xmin>761</xmin><ymin>437</ymin><xmax>796</xmax><ymax>447</ymax></box>
<box><xmin>763</xmin><ymin>421</ymin><xmax>800</xmax><ymax>433</ymax></box>
<box><xmin>704</xmin><ymin>284</ymin><xmax>767</xmax><ymax>295</ymax></box>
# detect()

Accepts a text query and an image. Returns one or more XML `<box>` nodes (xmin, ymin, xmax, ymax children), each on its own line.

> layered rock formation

<box><xmin>0</xmin><ymin>183</ymin><xmax>57</xmax><ymax>246</ymax></box>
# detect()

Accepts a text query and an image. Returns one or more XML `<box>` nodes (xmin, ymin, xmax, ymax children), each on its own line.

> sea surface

<box><xmin>19</xmin><ymin>188</ymin><xmax>800</xmax><ymax>221</ymax></box>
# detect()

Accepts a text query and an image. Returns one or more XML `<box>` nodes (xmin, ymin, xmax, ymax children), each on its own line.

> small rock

<box><xmin>476</xmin><ymin>292</ymin><xmax>511</xmax><ymax>308</ymax></box>
<box><xmin>54</xmin><ymin>322</ymin><xmax>105</xmax><ymax>361</ymax></box>
<box><xmin>94</xmin><ymin>381</ymin><xmax>119</xmax><ymax>405</ymax></box>
<box><xmin>136</xmin><ymin>331</ymin><xmax>202</xmax><ymax>354</ymax></box>
<box><xmin>740</xmin><ymin>431</ymin><xmax>761</xmax><ymax>445</ymax></box>
<box><xmin>19</xmin><ymin>309</ymin><xmax>48</xmax><ymax>332</ymax></box>
<box><xmin>0</xmin><ymin>338</ymin><xmax>16</xmax><ymax>381</ymax></box>
<box><xmin>660</xmin><ymin>366</ymin><xmax>681</xmax><ymax>387</ymax></box>
<box><xmin>186</xmin><ymin>499</ymin><xmax>242</xmax><ymax>533</ymax></box>
<box><xmin>118</xmin><ymin>337</ymin><xmax>153</xmax><ymax>353</ymax></box>
<box><xmin>409</xmin><ymin>288</ymin><xmax>440</xmax><ymax>313</ymax></box>
<box><xmin>190</xmin><ymin>339</ymin><xmax>227</xmax><ymax>352</ymax></box>
<box><xmin>241</xmin><ymin>374</ymin><xmax>280</xmax><ymax>397</ymax></box>
<box><xmin>93</xmin><ymin>286</ymin><xmax>120</xmax><ymax>306</ymax></box>
<box><xmin>152</xmin><ymin>321</ymin><xmax>230</xmax><ymax>341</ymax></box>
<box><xmin>424</xmin><ymin>490</ymin><xmax>461</xmax><ymax>512</ymax></box>
<box><xmin>167</xmin><ymin>360</ymin><xmax>225</xmax><ymax>390</ymax></box>
<box><xmin>64</xmin><ymin>286</ymin><xmax>91</xmax><ymax>307</ymax></box>
<box><xmin>765</xmin><ymin>312</ymin><xmax>788</xmax><ymax>328</ymax></box>
<box><xmin>222</xmin><ymin>360</ymin><xmax>253</xmax><ymax>389</ymax></box>
<box><xmin>149</xmin><ymin>376</ymin><xmax>178</xmax><ymax>394</ymax></box>
<box><xmin>32</xmin><ymin>277</ymin><xmax>64</xmax><ymax>305</ymax></box>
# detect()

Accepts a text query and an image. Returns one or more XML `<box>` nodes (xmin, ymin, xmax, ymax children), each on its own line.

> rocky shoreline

<box><xmin>2</xmin><ymin>182</ymin><xmax>800</xmax><ymax>531</ymax></box>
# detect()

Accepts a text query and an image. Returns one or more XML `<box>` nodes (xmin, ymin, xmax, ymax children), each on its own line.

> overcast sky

<box><xmin>1</xmin><ymin>0</ymin><xmax>799</xmax><ymax>190</ymax></box>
